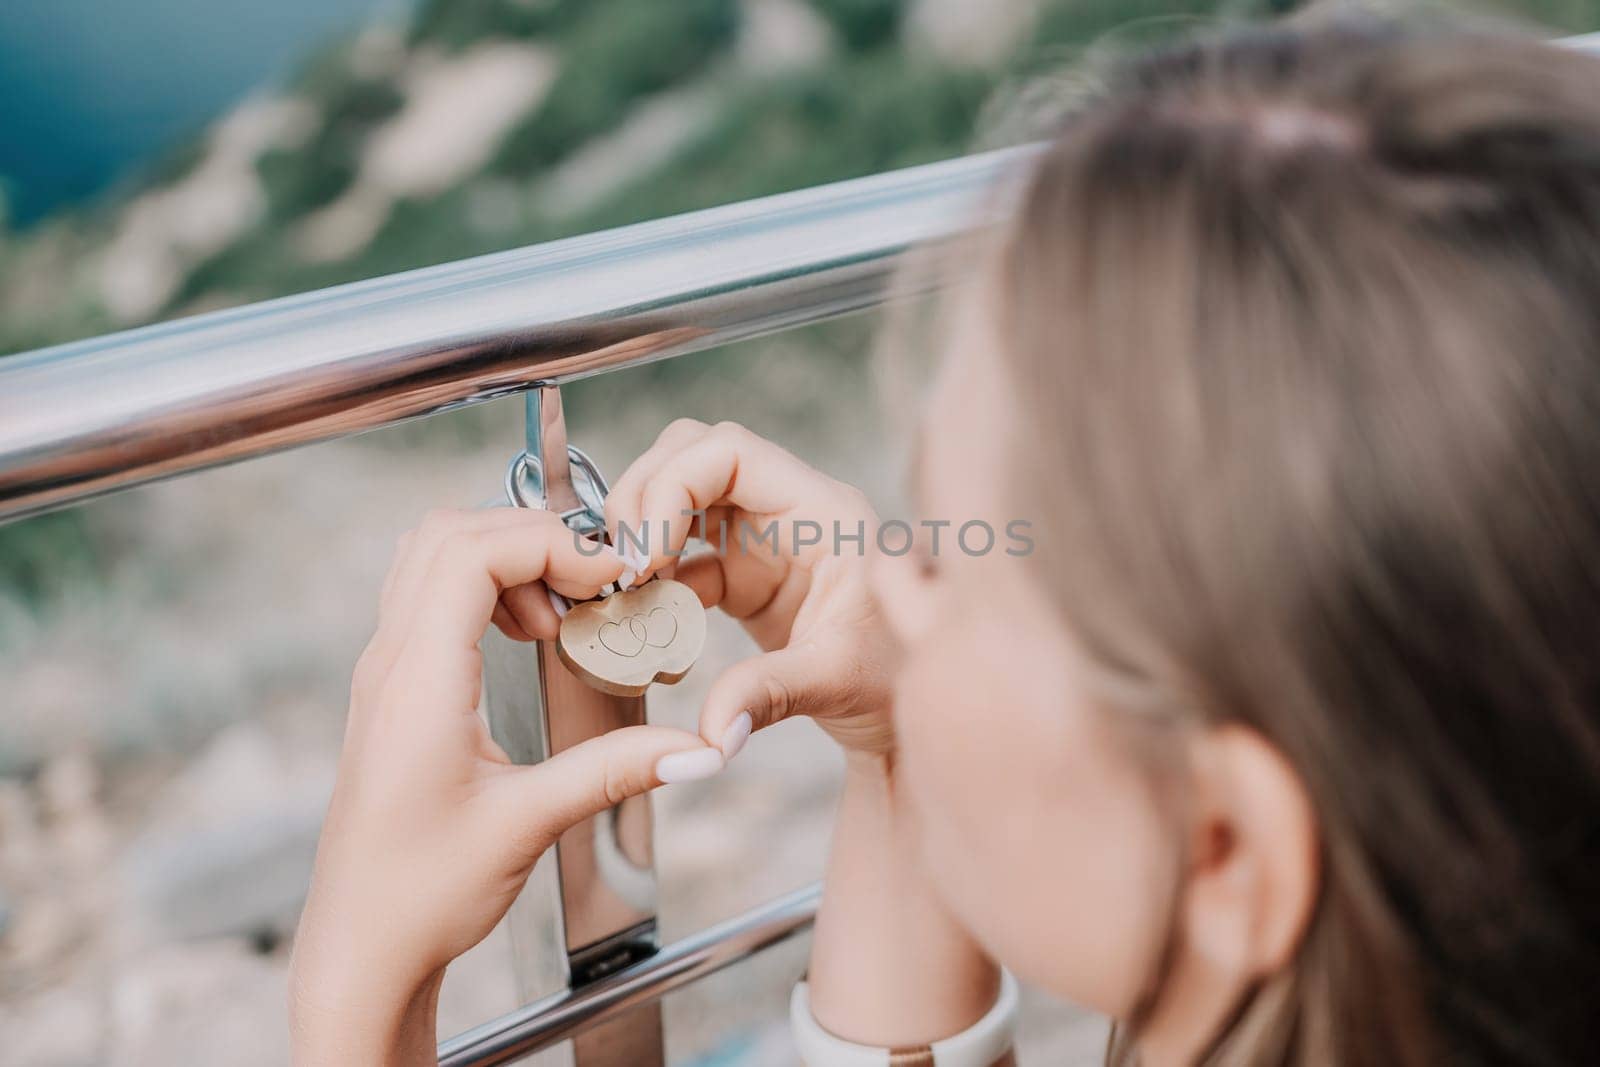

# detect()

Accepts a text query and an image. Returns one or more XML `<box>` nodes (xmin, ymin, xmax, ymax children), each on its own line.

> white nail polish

<box><xmin>655</xmin><ymin>748</ymin><xmax>725</xmax><ymax>783</ymax></box>
<box><xmin>546</xmin><ymin>586</ymin><xmax>569</xmax><ymax>619</ymax></box>
<box><xmin>618</xmin><ymin>567</ymin><xmax>637</xmax><ymax>592</ymax></box>
<box><xmin>719</xmin><ymin>711</ymin><xmax>753</xmax><ymax>762</ymax></box>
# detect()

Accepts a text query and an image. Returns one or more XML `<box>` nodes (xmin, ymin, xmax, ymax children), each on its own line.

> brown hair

<box><xmin>995</xmin><ymin>9</ymin><xmax>1600</xmax><ymax>1065</ymax></box>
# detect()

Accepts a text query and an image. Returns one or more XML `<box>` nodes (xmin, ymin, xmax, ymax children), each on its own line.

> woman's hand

<box><xmin>606</xmin><ymin>420</ymin><xmax>894</xmax><ymax>757</ymax></box>
<box><xmin>288</xmin><ymin>508</ymin><xmax>721</xmax><ymax>1065</ymax></box>
<box><xmin>607</xmin><ymin>423</ymin><xmax>1001</xmax><ymax>1051</ymax></box>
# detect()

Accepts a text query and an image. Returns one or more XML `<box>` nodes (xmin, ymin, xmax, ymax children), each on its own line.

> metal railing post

<box><xmin>484</xmin><ymin>386</ymin><xmax>664</xmax><ymax>1065</ymax></box>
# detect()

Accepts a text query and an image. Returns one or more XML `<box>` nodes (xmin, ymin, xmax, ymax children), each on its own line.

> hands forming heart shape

<box><xmin>557</xmin><ymin>578</ymin><xmax>707</xmax><ymax>697</ymax></box>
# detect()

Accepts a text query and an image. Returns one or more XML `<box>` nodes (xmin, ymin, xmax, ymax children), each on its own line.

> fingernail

<box><xmin>622</xmin><ymin>542</ymin><xmax>651</xmax><ymax>574</ymax></box>
<box><xmin>655</xmin><ymin>748</ymin><xmax>725</xmax><ymax>783</ymax></box>
<box><xmin>719</xmin><ymin>711</ymin><xmax>752</xmax><ymax>762</ymax></box>
<box><xmin>618</xmin><ymin>567</ymin><xmax>637</xmax><ymax>592</ymax></box>
<box><xmin>546</xmin><ymin>585</ymin><xmax>569</xmax><ymax>619</ymax></box>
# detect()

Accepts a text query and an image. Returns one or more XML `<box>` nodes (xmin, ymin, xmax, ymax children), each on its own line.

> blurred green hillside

<box><xmin>0</xmin><ymin>0</ymin><xmax>1593</xmax><ymax>603</ymax></box>
<box><xmin>0</xmin><ymin>0</ymin><xmax>1295</xmax><ymax>354</ymax></box>
<box><xmin>9</xmin><ymin>0</ymin><xmax>1600</xmax><ymax>351</ymax></box>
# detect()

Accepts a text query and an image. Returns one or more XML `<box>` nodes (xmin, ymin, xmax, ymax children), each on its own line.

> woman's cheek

<box><xmin>889</xmin><ymin>613</ymin><xmax>1177</xmax><ymax>1019</ymax></box>
<box><xmin>889</xmin><ymin>620</ymin><xmax>1054</xmax><ymax>965</ymax></box>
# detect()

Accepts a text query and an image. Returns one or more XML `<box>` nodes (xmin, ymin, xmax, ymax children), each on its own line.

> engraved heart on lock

<box><xmin>557</xmin><ymin>579</ymin><xmax>707</xmax><ymax>697</ymax></box>
<box><xmin>596</xmin><ymin>607</ymin><xmax>678</xmax><ymax>658</ymax></box>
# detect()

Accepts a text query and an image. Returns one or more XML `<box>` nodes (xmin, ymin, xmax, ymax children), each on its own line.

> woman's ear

<box><xmin>1181</xmin><ymin>724</ymin><xmax>1320</xmax><ymax>983</ymax></box>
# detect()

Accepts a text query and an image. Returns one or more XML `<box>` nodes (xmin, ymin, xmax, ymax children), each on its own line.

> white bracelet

<box><xmin>789</xmin><ymin>969</ymin><xmax>1019</xmax><ymax>1067</ymax></box>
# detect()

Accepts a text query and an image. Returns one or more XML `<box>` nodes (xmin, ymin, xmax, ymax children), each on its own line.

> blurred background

<box><xmin>0</xmin><ymin>0</ymin><xmax>1590</xmax><ymax>1063</ymax></box>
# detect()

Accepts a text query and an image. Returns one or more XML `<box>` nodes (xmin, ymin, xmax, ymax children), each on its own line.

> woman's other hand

<box><xmin>607</xmin><ymin>420</ymin><xmax>894</xmax><ymax>758</ymax></box>
<box><xmin>288</xmin><ymin>508</ymin><xmax>719</xmax><ymax>1065</ymax></box>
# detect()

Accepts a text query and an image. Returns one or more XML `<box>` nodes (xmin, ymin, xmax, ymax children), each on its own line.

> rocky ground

<box><xmin>0</xmin><ymin>337</ymin><xmax>1107</xmax><ymax>1065</ymax></box>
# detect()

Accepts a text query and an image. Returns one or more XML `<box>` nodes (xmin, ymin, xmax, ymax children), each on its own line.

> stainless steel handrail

<box><xmin>0</xmin><ymin>147</ymin><xmax>1029</xmax><ymax>525</ymax></box>
<box><xmin>436</xmin><ymin>883</ymin><xmax>821</xmax><ymax>1067</ymax></box>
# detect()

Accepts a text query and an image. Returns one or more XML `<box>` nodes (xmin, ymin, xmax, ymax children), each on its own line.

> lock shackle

<box><xmin>504</xmin><ymin>446</ymin><xmax>609</xmax><ymax>536</ymax></box>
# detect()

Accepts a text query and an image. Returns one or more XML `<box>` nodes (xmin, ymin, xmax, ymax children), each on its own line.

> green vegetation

<box><xmin>810</xmin><ymin>0</ymin><xmax>905</xmax><ymax>51</ymax></box>
<box><xmin>1019</xmin><ymin>0</ymin><xmax>1233</xmax><ymax>66</ymax></box>
<box><xmin>587</xmin><ymin>57</ymin><xmax>991</xmax><ymax>220</ymax></box>
<box><xmin>492</xmin><ymin>0</ymin><xmax>740</xmax><ymax>175</ymax></box>
<box><xmin>1504</xmin><ymin>0</ymin><xmax>1600</xmax><ymax>31</ymax></box>
<box><xmin>407</xmin><ymin>0</ymin><xmax>590</xmax><ymax>52</ymax></box>
<box><xmin>257</xmin><ymin>76</ymin><xmax>404</xmax><ymax>222</ymax></box>
<box><xmin>0</xmin><ymin>512</ymin><xmax>102</xmax><ymax>608</ymax></box>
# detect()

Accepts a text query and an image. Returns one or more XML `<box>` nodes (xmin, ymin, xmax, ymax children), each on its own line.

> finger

<box><xmin>376</xmin><ymin>530</ymin><xmax>417</xmax><ymax>621</ymax></box>
<box><xmin>392</xmin><ymin>510</ymin><xmax>615</xmax><ymax>620</ymax></box>
<box><xmin>698</xmin><ymin>642</ymin><xmax>850</xmax><ymax>756</ymax></box>
<box><xmin>397</xmin><ymin>513</ymin><xmax>624</xmax><ymax>658</ymax></box>
<box><xmin>491</xmin><ymin>602</ymin><xmax>535</xmax><ymax>642</ymax></box>
<box><xmin>672</xmin><ymin>552</ymin><xmax>727</xmax><ymax>609</ymax></box>
<box><xmin>634</xmin><ymin>423</ymin><xmax>807</xmax><ymax>579</ymax></box>
<box><xmin>688</xmin><ymin>504</ymin><xmax>739</xmax><ymax>550</ymax></box>
<box><xmin>488</xmin><ymin>725</ymin><xmax>723</xmax><ymax>851</ymax></box>
<box><xmin>678</xmin><ymin>502</ymin><xmax>799</xmax><ymax>612</ymax></box>
<box><xmin>377</xmin><ymin>508</ymin><xmax>545</xmax><ymax>656</ymax></box>
<box><xmin>605</xmin><ymin>419</ymin><xmax>712</xmax><ymax>570</ymax></box>
<box><xmin>657</xmin><ymin>504</ymin><xmax>735</xmax><ymax>584</ymax></box>
<box><xmin>499</xmin><ymin>580</ymin><xmax>562</xmax><ymax>641</ymax></box>
<box><xmin>724</xmin><ymin>560</ymin><xmax>810</xmax><ymax>647</ymax></box>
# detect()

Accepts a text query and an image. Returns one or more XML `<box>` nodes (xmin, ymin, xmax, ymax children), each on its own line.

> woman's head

<box><xmin>872</xmin><ymin>12</ymin><xmax>1600</xmax><ymax>1065</ymax></box>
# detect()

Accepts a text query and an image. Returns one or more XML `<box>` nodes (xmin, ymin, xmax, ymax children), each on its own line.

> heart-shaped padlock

<box><xmin>556</xmin><ymin>579</ymin><xmax>707</xmax><ymax>697</ymax></box>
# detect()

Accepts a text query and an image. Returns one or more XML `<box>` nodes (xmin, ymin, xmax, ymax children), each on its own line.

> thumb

<box><xmin>698</xmin><ymin>642</ymin><xmax>843</xmax><ymax>757</ymax></box>
<box><xmin>492</xmin><ymin>725</ymin><xmax>723</xmax><ymax>848</ymax></box>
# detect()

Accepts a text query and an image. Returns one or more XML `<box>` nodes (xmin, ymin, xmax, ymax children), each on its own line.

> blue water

<box><xmin>0</xmin><ymin>0</ymin><xmax>412</xmax><ymax>227</ymax></box>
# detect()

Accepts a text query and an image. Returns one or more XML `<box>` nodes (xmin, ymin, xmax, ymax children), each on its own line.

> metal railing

<box><xmin>0</xmin><ymin>146</ymin><xmax>1027</xmax><ymax>525</ymax></box>
<box><xmin>436</xmin><ymin>885</ymin><xmax>822</xmax><ymax>1067</ymax></box>
<box><xmin>0</xmin><ymin>146</ymin><xmax>1030</xmax><ymax>1067</ymax></box>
